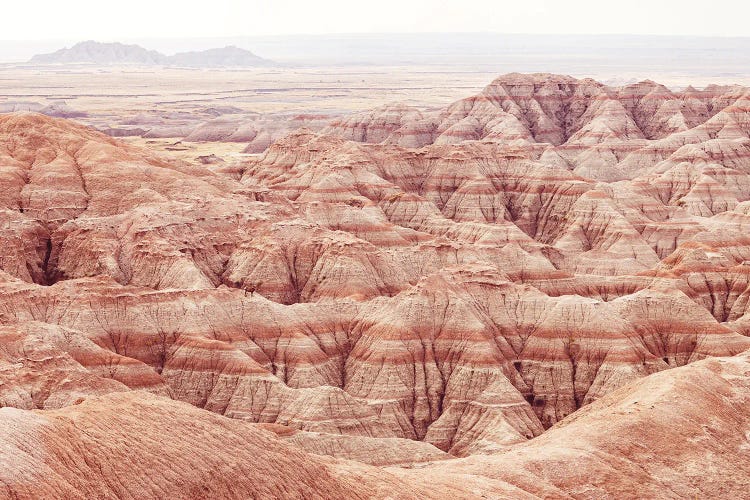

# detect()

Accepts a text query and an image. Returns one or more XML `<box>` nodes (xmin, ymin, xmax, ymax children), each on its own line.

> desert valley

<box><xmin>1</xmin><ymin>32</ymin><xmax>750</xmax><ymax>498</ymax></box>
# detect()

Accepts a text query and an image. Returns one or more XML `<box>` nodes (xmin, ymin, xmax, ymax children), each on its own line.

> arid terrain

<box><xmin>2</xmin><ymin>67</ymin><xmax>750</xmax><ymax>498</ymax></box>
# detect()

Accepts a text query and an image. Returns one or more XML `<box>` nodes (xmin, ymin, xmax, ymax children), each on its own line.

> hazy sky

<box><xmin>4</xmin><ymin>0</ymin><xmax>750</xmax><ymax>40</ymax></box>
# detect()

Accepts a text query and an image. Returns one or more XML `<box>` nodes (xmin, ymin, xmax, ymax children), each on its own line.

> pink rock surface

<box><xmin>2</xmin><ymin>72</ymin><xmax>750</xmax><ymax>497</ymax></box>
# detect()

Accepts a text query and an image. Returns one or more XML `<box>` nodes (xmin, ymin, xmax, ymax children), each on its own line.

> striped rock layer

<box><xmin>2</xmin><ymin>73</ymin><xmax>750</xmax><ymax>497</ymax></box>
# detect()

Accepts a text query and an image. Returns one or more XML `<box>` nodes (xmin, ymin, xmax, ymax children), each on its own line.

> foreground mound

<box><xmin>0</xmin><ymin>392</ymin><xmax>437</xmax><ymax>499</ymax></box>
<box><xmin>414</xmin><ymin>350</ymin><xmax>750</xmax><ymax>498</ymax></box>
<box><xmin>1</xmin><ymin>351</ymin><xmax>749</xmax><ymax>498</ymax></box>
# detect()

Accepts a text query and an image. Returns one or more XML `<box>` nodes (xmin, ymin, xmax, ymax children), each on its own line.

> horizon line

<box><xmin>3</xmin><ymin>32</ymin><xmax>750</xmax><ymax>43</ymax></box>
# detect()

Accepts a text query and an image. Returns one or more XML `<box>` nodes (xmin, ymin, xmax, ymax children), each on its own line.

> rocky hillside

<box><xmin>1</xmin><ymin>72</ymin><xmax>750</xmax><ymax>497</ymax></box>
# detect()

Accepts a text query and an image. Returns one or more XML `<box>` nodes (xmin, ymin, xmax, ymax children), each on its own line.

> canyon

<box><xmin>1</xmin><ymin>72</ymin><xmax>750</xmax><ymax>497</ymax></box>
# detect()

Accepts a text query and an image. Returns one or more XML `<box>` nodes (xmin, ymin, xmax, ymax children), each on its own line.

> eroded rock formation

<box><xmin>2</xmin><ymin>72</ymin><xmax>750</xmax><ymax>497</ymax></box>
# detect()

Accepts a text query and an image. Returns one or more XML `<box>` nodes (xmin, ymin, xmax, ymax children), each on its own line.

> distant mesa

<box><xmin>30</xmin><ymin>41</ymin><xmax>166</xmax><ymax>65</ymax></box>
<box><xmin>168</xmin><ymin>45</ymin><xmax>274</xmax><ymax>68</ymax></box>
<box><xmin>29</xmin><ymin>40</ymin><xmax>275</xmax><ymax>67</ymax></box>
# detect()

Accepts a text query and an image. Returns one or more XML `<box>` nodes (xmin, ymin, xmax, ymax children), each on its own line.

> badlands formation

<box><xmin>1</xmin><ymin>73</ymin><xmax>750</xmax><ymax>497</ymax></box>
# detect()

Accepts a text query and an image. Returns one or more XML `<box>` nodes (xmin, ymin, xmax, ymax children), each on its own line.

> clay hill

<box><xmin>29</xmin><ymin>41</ymin><xmax>274</xmax><ymax>67</ymax></box>
<box><xmin>1</xmin><ymin>72</ymin><xmax>750</xmax><ymax>498</ymax></box>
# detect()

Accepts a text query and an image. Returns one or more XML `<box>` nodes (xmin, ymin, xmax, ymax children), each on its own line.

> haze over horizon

<box><xmin>6</xmin><ymin>0</ymin><xmax>750</xmax><ymax>40</ymax></box>
<box><xmin>3</xmin><ymin>0</ymin><xmax>750</xmax><ymax>68</ymax></box>
<box><xmin>3</xmin><ymin>33</ymin><xmax>750</xmax><ymax>78</ymax></box>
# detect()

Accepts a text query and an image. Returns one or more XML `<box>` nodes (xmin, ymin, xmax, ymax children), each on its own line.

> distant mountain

<box><xmin>29</xmin><ymin>41</ymin><xmax>274</xmax><ymax>67</ymax></box>
<box><xmin>168</xmin><ymin>46</ymin><xmax>274</xmax><ymax>67</ymax></box>
<box><xmin>30</xmin><ymin>41</ymin><xmax>166</xmax><ymax>65</ymax></box>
